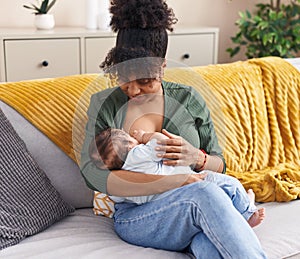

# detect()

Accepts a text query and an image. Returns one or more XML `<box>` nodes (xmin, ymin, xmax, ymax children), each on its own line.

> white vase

<box><xmin>97</xmin><ymin>12</ymin><xmax>110</xmax><ymax>31</ymax></box>
<box><xmin>97</xmin><ymin>0</ymin><xmax>110</xmax><ymax>30</ymax></box>
<box><xmin>86</xmin><ymin>0</ymin><xmax>98</xmax><ymax>29</ymax></box>
<box><xmin>34</xmin><ymin>14</ymin><xmax>55</xmax><ymax>30</ymax></box>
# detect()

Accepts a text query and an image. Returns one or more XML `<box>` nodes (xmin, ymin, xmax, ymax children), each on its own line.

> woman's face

<box><xmin>119</xmin><ymin>78</ymin><xmax>163</xmax><ymax>103</ymax></box>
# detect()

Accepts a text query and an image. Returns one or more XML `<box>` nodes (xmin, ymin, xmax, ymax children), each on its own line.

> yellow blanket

<box><xmin>194</xmin><ymin>57</ymin><xmax>300</xmax><ymax>202</ymax></box>
<box><xmin>0</xmin><ymin>57</ymin><xmax>299</xmax><ymax>202</ymax></box>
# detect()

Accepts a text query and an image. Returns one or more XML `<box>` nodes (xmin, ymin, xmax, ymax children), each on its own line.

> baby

<box><xmin>89</xmin><ymin>128</ymin><xmax>265</xmax><ymax>227</ymax></box>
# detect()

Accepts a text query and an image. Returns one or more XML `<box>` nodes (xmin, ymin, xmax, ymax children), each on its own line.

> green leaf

<box><xmin>46</xmin><ymin>0</ymin><xmax>57</xmax><ymax>13</ymax></box>
<box><xmin>258</xmin><ymin>21</ymin><xmax>269</xmax><ymax>30</ymax></box>
<box><xmin>269</xmin><ymin>11</ymin><xmax>277</xmax><ymax>20</ymax></box>
<box><xmin>250</xmin><ymin>30</ymin><xmax>259</xmax><ymax>37</ymax></box>
<box><xmin>231</xmin><ymin>37</ymin><xmax>241</xmax><ymax>44</ymax></box>
<box><xmin>24</xmin><ymin>4</ymin><xmax>40</xmax><ymax>12</ymax></box>
<box><xmin>262</xmin><ymin>34</ymin><xmax>269</xmax><ymax>46</ymax></box>
<box><xmin>273</xmin><ymin>33</ymin><xmax>279</xmax><ymax>43</ymax></box>
<box><xmin>40</xmin><ymin>0</ymin><xmax>49</xmax><ymax>14</ymax></box>
<box><xmin>23</xmin><ymin>5</ymin><xmax>33</xmax><ymax>9</ymax></box>
<box><xmin>246</xmin><ymin>10</ymin><xmax>252</xmax><ymax>19</ymax></box>
<box><xmin>277</xmin><ymin>11</ymin><xmax>284</xmax><ymax>19</ymax></box>
<box><xmin>253</xmin><ymin>16</ymin><xmax>262</xmax><ymax>23</ymax></box>
<box><xmin>23</xmin><ymin>0</ymin><xmax>56</xmax><ymax>14</ymax></box>
<box><xmin>229</xmin><ymin>47</ymin><xmax>241</xmax><ymax>57</ymax></box>
<box><xmin>275</xmin><ymin>45</ymin><xmax>283</xmax><ymax>54</ymax></box>
<box><xmin>239</xmin><ymin>11</ymin><xmax>246</xmax><ymax>19</ymax></box>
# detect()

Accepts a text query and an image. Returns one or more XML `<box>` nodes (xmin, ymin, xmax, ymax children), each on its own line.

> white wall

<box><xmin>0</xmin><ymin>0</ymin><xmax>265</xmax><ymax>63</ymax></box>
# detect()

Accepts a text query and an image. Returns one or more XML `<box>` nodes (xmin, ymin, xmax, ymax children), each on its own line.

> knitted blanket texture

<box><xmin>1</xmin><ymin>57</ymin><xmax>299</xmax><ymax>202</ymax></box>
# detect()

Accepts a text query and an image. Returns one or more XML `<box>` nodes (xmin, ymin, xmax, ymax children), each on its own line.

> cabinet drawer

<box><xmin>85</xmin><ymin>37</ymin><xmax>116</xmax><ymax>73</ymax></box>
<box><xmin>167</xmin><ymin>34</ymin><xmax>216</xmax><ymax>67</ymax></box>
<box><xmin>4</xmin><ymin>39</ymin><xmax>80</xmax><ymax>82</ymax></box>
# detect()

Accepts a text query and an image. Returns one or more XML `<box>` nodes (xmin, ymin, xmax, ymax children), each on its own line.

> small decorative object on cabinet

<box><xmin>34</xmin><ymin>14</ymin><xmax>55</xmax><ymax>30</ymax></box>
<box><xmin>86</xmin><ymin>0</ymin><xmax>111</xmax><ymax>30</ymax></box>
<box><xmin>86</xmin><ymin>0</ymin><xmax>99</xmax><ymax>30</ymax></box>
<box><xmin>97</xmin><ymin>0</ymin><xmax>111</xmax><ymax>30</ymax></box>
<box><xmin>23</xmin><ymin>0</ymin><xmax>57</xmax><ymax>30</ymax></box>
<box><xmin>0</xmin><ymin>27</ymin><xmax>219</xmax><ymax>82</ymax></box>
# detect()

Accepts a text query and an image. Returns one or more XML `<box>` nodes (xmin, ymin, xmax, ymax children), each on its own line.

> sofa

<box><xmin>0</xmin><ymin>57</ymin><xmax>299</xmax><ymax>259</ymax></box>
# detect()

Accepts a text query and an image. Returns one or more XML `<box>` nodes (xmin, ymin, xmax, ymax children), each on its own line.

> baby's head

<box><xmin>89</xmin><ymin>128</ymin><xmax>138</xmax><ymax>170</ymax></box>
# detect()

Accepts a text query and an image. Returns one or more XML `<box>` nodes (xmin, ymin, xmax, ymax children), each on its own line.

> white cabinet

<box><xmin>167</xmin><ymin>34</ymin><xmax>217</xmax><ymax>67</ymax></box>
<box><xmin>0</xmin><ymin>27</ymin><xmax>219</xmax><ymax>82</ymax></box>
<box><xmin>167</xmin><ymin>27</ymin><xmax>218</xmax><ymax>67</ymax></box>
<box><xmin>85</xmin><ymin>37</ymin><xmax>116</xmax><ymax>73</ymax></box>
<box><xmin>5</xmin><ymin>38</ymin><xmax>80</xmax><ymax>82</ymax></box>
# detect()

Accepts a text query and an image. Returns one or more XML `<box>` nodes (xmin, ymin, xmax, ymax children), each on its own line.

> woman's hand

<box><xmin>181</xmin><ymin>172</ymin><xmax>208</xmax><ymax>186</ymax></box>
<box><xmin>156</xmin><ymin>129</ymin><xmax>205</xmax><ymax>167</ymax></box>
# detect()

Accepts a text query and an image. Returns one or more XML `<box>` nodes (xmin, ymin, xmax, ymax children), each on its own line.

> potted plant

<box><xmin>227</xmin><ymin>0</ymin><xmax>300</xmax><ymax>58</ymax></box>
<box><xmin>23</xmin><ymin>0</ymin><xmax>57</xmax><ymax>30</ymax></box>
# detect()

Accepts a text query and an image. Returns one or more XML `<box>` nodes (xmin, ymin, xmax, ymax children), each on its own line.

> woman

<box><xmin>80</xmin><ymin>0</ymin><xmax>267</xmax><ymax>258</ymax></box>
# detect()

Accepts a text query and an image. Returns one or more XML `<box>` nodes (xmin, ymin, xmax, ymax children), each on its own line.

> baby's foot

<box><xmin>248</xmin><ymin>208</ymin><xmax>265</xmax><ymax>228</ymax></box>
<box><xmin>247</xmin><ymin>189</ymin><xmax>265</xmax><ymax>227</ymax></box>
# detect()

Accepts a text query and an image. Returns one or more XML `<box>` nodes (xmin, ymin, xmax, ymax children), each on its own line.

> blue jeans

<box><xmin>203</xmin><ymin>171</ymin><xmax>257</xmax><ymax>221</ymax></box>
<box><xmin>114</xmin><ymin>180</ymin><xmax>266</xmax><ymax>259</ymax></box>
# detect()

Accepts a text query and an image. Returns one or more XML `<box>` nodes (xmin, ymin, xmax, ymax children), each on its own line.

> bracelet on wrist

<box><xmin>199</xmin><ymin>151</ymin><xmax>207</xmax><ymax>170</ymax></box>
<box><xmin>197</xmin><ymin>149</ymin><xmax>207</xmax><ymax>171</ymax></box>
<box><xmin>195</xmin><ymin>149</ymin><xmax>207</xmax><ymax>171</ymax></box>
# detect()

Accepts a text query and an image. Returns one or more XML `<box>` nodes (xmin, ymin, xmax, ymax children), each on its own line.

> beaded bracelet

<box><xmin>199</xmin><ymin>149</ymin><xmax>207</xmax><ymax>170</ymax></box>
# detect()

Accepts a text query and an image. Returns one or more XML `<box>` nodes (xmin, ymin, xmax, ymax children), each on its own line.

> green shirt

<box><xmin>80</xmin><ymin>80</ymin><xmax>225</xmax><ymax>193</ymax></box>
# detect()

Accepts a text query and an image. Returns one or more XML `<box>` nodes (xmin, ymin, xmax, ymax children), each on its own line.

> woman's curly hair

<box><xmin>100</xmin><ymin>0</ymin><xmax>177</xmax><ymax>71</ymax></box>
<box><xmin>109</xmin><ymin>0</ymin><xmax>177</xmax><ymax>32</ymax></box>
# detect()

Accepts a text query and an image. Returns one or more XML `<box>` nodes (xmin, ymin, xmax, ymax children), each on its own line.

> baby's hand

<box><xmin>132</xmin><ymin>129</ymin><xmax>146</xmax><ymax>143</ymax></box>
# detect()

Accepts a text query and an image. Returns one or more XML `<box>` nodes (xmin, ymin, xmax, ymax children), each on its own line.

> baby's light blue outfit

<box><xmin>113</xmin><ymin>139</ymin><xmax>266</xmax><ymax>258</ymax></box>
<box><xmin>111</xmin><ymin>139</ymin><xmax>257</xmax><ymax>222</ymax></box>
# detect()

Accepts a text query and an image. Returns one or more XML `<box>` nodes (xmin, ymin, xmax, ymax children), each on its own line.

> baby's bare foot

<box><xmin>247</xmin><ymin>189</ymin><xmax>265</xmax><ymax>227</ymax></box>
<box><xmin>248</xmin><ymin>208</ymin><xmax>265</xmax><ymax>227</ymax></box>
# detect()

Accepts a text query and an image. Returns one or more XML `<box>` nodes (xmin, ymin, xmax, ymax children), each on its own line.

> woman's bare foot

<box><xmin>247</xmin><ymin>189</ymin><xmax>265</xmax><ymax>228</ymax></box>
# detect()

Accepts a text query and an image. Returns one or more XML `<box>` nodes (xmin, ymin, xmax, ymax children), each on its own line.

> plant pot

<box><xmin>34</xmin><ymin>14</ymin><xmax>55</xmax><ymax>30</ymax></box>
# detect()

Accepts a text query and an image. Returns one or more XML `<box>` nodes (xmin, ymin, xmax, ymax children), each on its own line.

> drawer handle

<box><xmin>183</xmin><ymin>53</ymin><xmax>190</xmax><ymax>59</ymax></box>
<box><xmin>41</xmin><ymin>60</ymin><xmax>49</xmax><ymax>67</ymax></box>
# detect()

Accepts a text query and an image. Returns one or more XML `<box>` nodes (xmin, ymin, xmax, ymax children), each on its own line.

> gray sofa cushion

<box><xmin>1</xmin><ymin>202</ymin><xmax>300</xmax><ymax>259</ymax></box>
<box><xmin>0</xmin><ymin>209</ymin><xmax>192</xmax><ymax>259</ymax></box>
<box><xmin>0</xmin><ymin>108</ymin><xmax>75</xmax><ymax>250</ymax></box>
<box><xmin>0</xmin><ymin>101</ymin><xmax>93</xmax><ymax>209</ymax></box>
<box><xmin>255</xmin><ymin>201</ymin><xmax>300</xmax><ymax>259</ymax></box>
